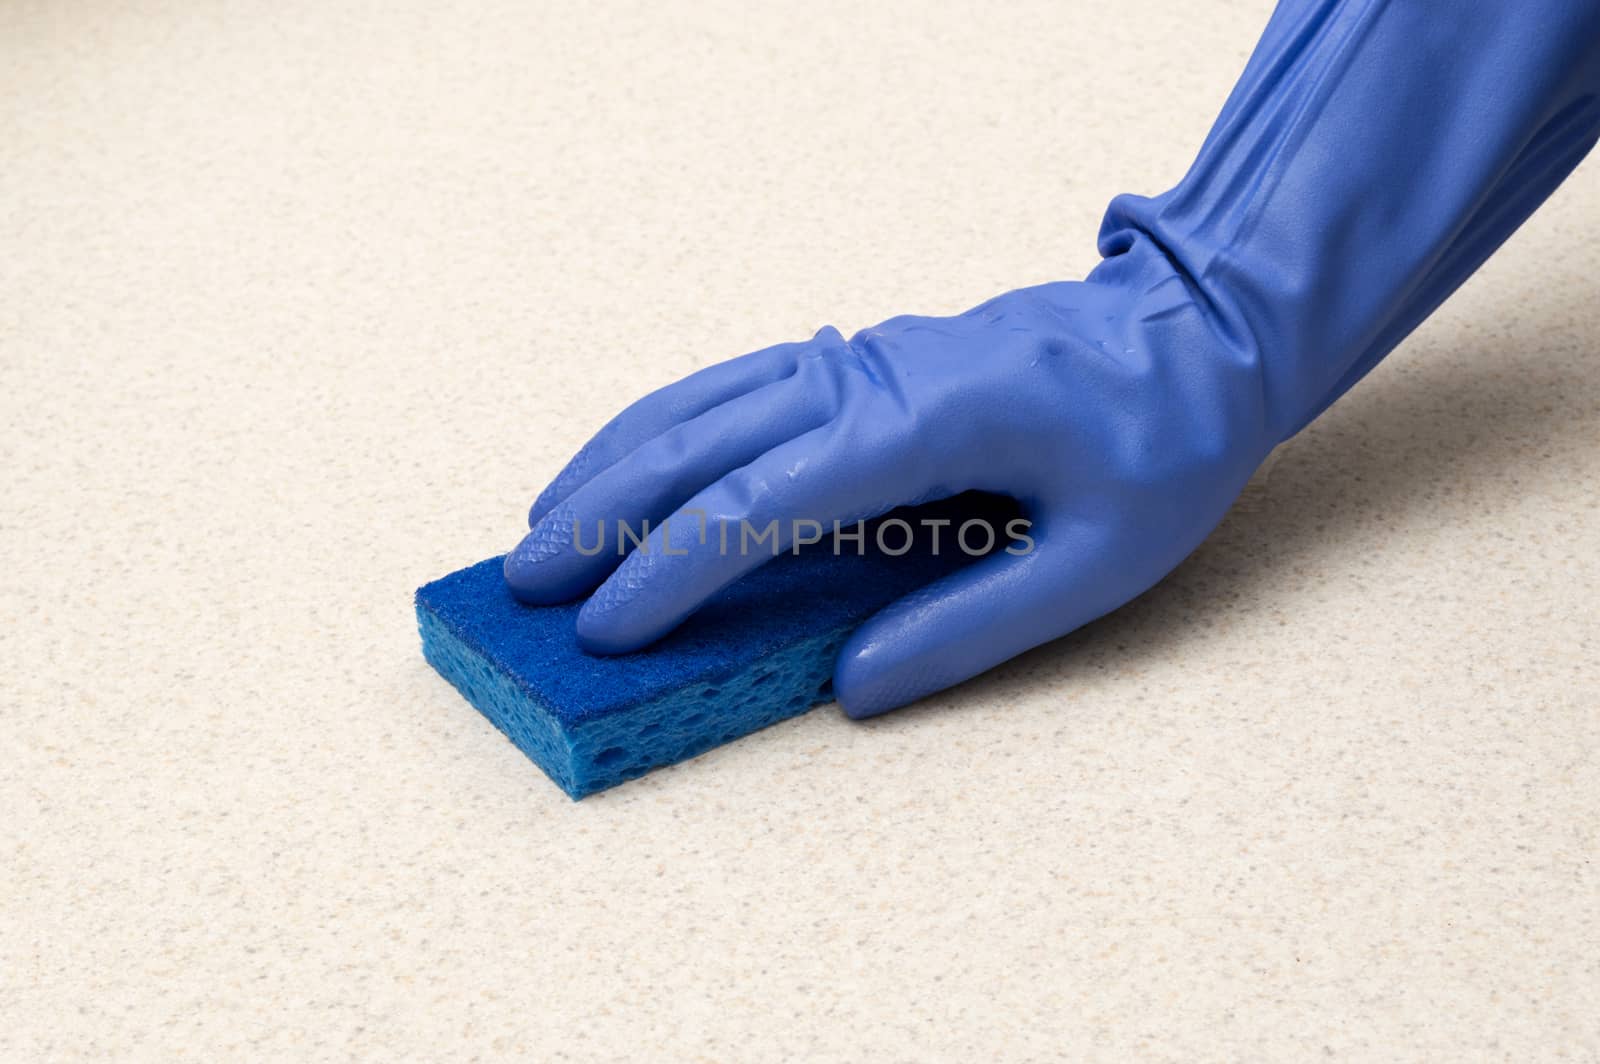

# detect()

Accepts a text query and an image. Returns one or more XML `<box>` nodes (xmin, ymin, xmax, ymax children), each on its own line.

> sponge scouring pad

<box><xmin>416</xmin><ymin>495</ymin><xmax>1016</xmax><ymax>798</ymax></box>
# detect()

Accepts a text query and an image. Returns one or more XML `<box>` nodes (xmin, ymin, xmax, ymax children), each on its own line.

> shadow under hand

<box><xmin>863</xmin><ymin>338</ymin><xmax>1600</xmax><ymax>726</ymax></box>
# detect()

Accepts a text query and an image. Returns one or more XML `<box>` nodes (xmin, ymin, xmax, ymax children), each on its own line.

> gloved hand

<box><xmin>506</xmin><ymin>267</ymin><xmax>1270</xmax><ymax>718</ymax></box>
<box><xmin>507</xmin><ymin>0</ymin><xmax>1600</xmax><ymax>718</ymax></box>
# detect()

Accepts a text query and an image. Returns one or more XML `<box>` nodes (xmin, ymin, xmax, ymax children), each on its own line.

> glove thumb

<box><xmin>833</xmin><ymin>538</ymin><xmax>1059</xmax><ymax>719</ymax></box>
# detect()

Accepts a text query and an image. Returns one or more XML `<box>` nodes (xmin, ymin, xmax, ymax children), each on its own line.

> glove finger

<box><xmin>525</xmin><ymin>330</ymin><xmax>836</xmax><ymax>526</ymax></box>
<box><xmin>575</xmin><ymin>425</ymin><xmax>914</xmax><ymax>654</ymax></box>
<box><xmin>504</xmin><ymin>374</ymin><xmax>833</xmax><ymax>604</ymax></box>
<box><xmin>833</xmin><ymin>514</ymin><xmax>1121</xmax><ymax>718</ymax></box>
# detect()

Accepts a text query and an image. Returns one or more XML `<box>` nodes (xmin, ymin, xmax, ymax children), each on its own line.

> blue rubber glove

<box><xmin>508</xmin><ymin>0</ymin><xmax>1600</xmax><ymax>718</ymax></box>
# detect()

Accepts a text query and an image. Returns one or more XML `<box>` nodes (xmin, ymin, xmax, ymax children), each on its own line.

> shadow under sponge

<box><xmin>415</xmin><ymin>496</ymin><xmax>1017</xmax><ymax>799</ymax></box>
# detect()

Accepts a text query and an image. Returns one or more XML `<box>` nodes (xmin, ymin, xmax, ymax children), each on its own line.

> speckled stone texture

<box><xmin>3</xmin><ymin>1</ymin><xmax>1597</xmax><ymax>1060</ymax></box>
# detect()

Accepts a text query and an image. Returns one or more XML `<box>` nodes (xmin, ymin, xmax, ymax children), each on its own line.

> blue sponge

<box><xmin>416</xmin><ymin>496</ymin><xmax>1017</xmax><ymax>798</ymax></box>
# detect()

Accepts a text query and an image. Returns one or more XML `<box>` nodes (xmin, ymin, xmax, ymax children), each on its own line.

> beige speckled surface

<box><xmin>4</xmin><ymin>1</ymin><xmax>1598</xmax><ymax>1060</ymax></box>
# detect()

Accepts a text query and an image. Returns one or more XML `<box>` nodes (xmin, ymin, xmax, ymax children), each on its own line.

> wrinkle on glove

<box><xmin>508</xmin><ymin>0</ymin><xmax>1600</xmax><ymax>718</ymax></box>
<box><xmin>1104</xmin><ymin>0</ymin><xmax>1600</xmax><ymax>438</ymax></box>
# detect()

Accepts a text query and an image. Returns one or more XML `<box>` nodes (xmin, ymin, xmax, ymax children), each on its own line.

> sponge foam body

<box><xmin>416</xmin><ymin>498</ymin><xmax>1011</xmax><ymax>798</ymax></box>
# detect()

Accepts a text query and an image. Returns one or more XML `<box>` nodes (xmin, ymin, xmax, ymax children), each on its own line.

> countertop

<box><xmin>4</xmin><ymin>1</ymin><xmax>1597</xmax><ymax>1059</ymax></box>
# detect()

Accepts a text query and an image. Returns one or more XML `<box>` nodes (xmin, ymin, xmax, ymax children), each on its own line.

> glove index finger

<box><xmin>504</xmin><ymin>373</ymin><xmax>832</xmax><ymax>605</ymax></box>
<box><xmin>525</xmin><ymin>333</ymin><xmax>825</xmax><ymax>526</ymax></box>
<box><xmin>574</xmin><ymin>425</ymin><xmax>902</xmax><ymax>655</ymax></box>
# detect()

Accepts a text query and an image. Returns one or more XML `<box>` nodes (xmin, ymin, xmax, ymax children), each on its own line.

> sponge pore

<box><xmin>416</xmin><ymin>494</ymin><xmax>1019</xmax><ymax>798</ymax></box>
